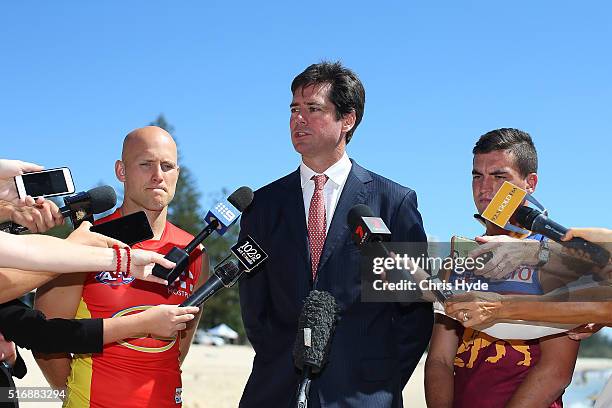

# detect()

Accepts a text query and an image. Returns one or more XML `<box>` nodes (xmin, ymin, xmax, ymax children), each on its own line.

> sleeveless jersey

<box><xmin>64</xmin><ymin>209</ymin><xmax>203</xmax><ymax>408</ymax></box>
<box><xmin>449</xmin><ymin>234</ymin><xmax>563</xmax><ymax>408</ymax></box>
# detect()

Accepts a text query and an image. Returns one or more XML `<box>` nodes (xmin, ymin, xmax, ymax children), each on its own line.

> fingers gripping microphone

<box><xmin>0</xmin><ymin>185</ymin><xmax>117</xmax><ymax>234</ymax></box>
<box><xmin>480</xmin><ymin>181</ymin><xmax>611</xmax><ymax>268</ymax></box>
<box><xmin>180</xmin><ymin>235</ymin><xmax>268</xmax><ymax>307</ymax></box>
<box><xmin>347</xmin><ymin>204</ymin><xmax>453</xmax><ymax>302</ymax></box>
<box><xmin>292</xmin><ymin>290</ymin><xmax>339</xmax><ymax>408</ymax></box>
<box><xmin>515</xmin><ymin>206</ymin><xmax>610</xmax><ymax>267</ymax></box>
<box><xmin>153</xmin><ymin>186</ymin><xmax>254</xmax><ymax>284</ymax></box>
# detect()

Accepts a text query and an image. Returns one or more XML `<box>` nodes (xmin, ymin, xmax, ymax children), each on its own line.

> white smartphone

<box><xmin>14</xmin><ymin>167</ymin><xmax>75</xmax><ymax>199</ymax></box>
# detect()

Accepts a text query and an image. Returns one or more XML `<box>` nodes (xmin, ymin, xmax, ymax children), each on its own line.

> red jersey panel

<box><xmin>65</xmin><ymin>210</ymin><xmax>203</xmax><ymax>408</ymax></box>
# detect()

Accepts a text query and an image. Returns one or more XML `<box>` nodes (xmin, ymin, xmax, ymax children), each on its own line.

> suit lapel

<box><xmin>279</xmin><ymin>169</ymin><xmax>309</xmax><ymax>263</ymax></box>
<box><xmin>317</xmin><ymin>160</ymin><xmax>372</xmax><ymax>273</ymax></box>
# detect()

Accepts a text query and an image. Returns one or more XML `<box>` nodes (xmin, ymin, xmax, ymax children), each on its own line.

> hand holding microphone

<box><xmin>134</xmin><ymin>305</ymin><xmax>200</xmax><ymax>339</ymax></box>
<box><xmin>153</xmin><ymin>186</ymin><xmax>254</xmax><ymax>284</ymax></box>
<box><xmin>562</xmin><ymin>228</ymin><xmax>612</xmax><ymax>249</ymax></box>
<box><xmin>347</xmin><ymin>204</ymin><xmax>453</xmax><ymax>302</ymax></box>
<box><xmin>0</xmin><ymin>198</ymin><xmax>64</xmax><ymax>233</ymax></box>
<box><xmin>0</xmin><ymin>185</ymin><xmax>117</xmax><ymax>234</ymax></box>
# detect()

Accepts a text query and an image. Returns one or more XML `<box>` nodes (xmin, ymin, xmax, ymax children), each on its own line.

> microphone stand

<box><xmin>296</xmin><ymin>366</ymin><xmax>312</xmax><ymax>408</ymax></box>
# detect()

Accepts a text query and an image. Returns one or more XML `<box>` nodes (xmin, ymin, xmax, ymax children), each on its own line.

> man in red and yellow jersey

<box><xmin>34</xmin><ymin>126</ymin><xmax>207</xmax><ymax>407</ymax></box>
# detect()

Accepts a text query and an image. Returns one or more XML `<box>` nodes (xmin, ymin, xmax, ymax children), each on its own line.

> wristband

<box><xmin>112</xmin><ymin>244</ymin><xmax>121</xmax><ymax>273</ymax></box>
<box><xmin>125</xmin><ymin>246</ymin><xmax>131</xmax><ymax>276</ymax></box>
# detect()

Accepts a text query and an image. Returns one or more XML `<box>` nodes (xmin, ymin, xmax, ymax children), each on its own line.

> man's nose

<box><xmin>480</xmin><ymin>177</ymin><xmax>495</xmax><ymax>194</ymax></box>
<box><xmin>151</xmin><ymin>163</ymin><xmax>164</xmax><ymax>181</ymax></box>
<box><xmin>295</xmin><ymin>111</ymin><xmax>307</xmax><ymax>125</ymax></box>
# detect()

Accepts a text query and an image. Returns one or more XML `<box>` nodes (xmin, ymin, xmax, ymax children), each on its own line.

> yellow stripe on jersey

<box><xmin>64</xmin><ymin>298</ymin><xmax>93</xmax><ymax>408</ymax></box>
<box><xmin>113</xmin><ymin>305</ymin><xmax>177</xmax><ymax>353</ymax></box>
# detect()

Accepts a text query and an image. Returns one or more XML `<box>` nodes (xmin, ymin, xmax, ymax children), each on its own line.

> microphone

<box><xmin>347</xmin><ymin>204</ymin><xmax>392</xmax><ymax>255</ymax></box>
<box><xmin>480</xmin><ymin>181</ymin><xmax>610</xmax><ymax>268</ymax></box>
<box><xmin>179</xmin><ymin>235</ymin><xmax>268</xmax><ymax>307</ymax></box>
<box><xmin>515</xmin><ymin>206</ymin><xmax>610</xmax><ymax>267</ymax></box>
<box><xmin>153</xmin><ymin>186</ymin><xmax>254</xmax><ymax>284</ymax></box>
<box><xmin>292</xmin><ymin>290</ymin><xmax>339</xmax><ymax>408</ymax></box>
<box><xmin>0</xmin><ymin>185</ymin><xmax>117</xmax><ymax>234</ymax></box>
<box><xmin>347</xmin><ymin>204</ymin><xmax>454</xmax><ymax>302</ymax></box>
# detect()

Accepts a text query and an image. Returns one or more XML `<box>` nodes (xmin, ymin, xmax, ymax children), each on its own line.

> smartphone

<box><xmin>451</xmin><ymin>236</ymin><xmax>480</xmax><ymax>259</ymax></box>
<box><xmin>451</xmin><ymin>235</ymin><xmax>493</xmax><ymax>265</ymax></box>
<box><xmin>14</xmin><ymin>167</ymin><xmax>75</xmax><ymax>199</ymax></box>
<box><xmin>91</xmin><ymin>211</ymin><xmax>154</xmax><ymax>246</ymax></box>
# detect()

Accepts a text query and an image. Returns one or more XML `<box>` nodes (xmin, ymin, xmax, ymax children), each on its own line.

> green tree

<box><xmin>578</xmin><ymin>331</ymin><xmax>612</xmax><ymax>358</ymax></box>
<box><xmin>150</xmin><ymin>114</ymin><xmax>247</xmax><ymax>342</ymax></box>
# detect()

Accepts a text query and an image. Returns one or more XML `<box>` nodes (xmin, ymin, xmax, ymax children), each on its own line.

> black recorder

<box><xmin>91</xmin><ymin>211</ymin><xmax>154</xmax><ymax>246</ymax></box>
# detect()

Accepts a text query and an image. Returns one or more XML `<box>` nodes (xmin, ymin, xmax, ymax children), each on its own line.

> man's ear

<box><xmin>526</xmin><ymin>173</ymin><xmax>538</xmax><ymax>193</ymax></box>
<box><xmin>115</xmin><ymin>160</ymin><xmax>126</xmax><ymax>182</ymax></box>
<box><xmin>341</xmin><ymin>110</ymin><xmax>356</xmax><ymax>134</ymax></box>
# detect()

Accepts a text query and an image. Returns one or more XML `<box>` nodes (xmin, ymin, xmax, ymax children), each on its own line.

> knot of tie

<box><xmin>312</xmin><ymin>174</ymin><xmax>328</xmax><ymax>191</ymax></box>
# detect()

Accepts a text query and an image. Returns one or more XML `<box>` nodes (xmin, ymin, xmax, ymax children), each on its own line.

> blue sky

<box><xmin>2</xmin><ymin>1</ymin><xmax>610</xmax><ymax>240</ymax></box>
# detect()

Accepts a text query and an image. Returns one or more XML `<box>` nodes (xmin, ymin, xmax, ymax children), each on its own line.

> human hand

<box><xmin>469</xmin><ymin>235</ymin><xmax>539</xmax><ymax>279</ymax></box>
<box><xmin>66</xmin><ymin>221</ymin><xmax>125</xmax><ymax>248</ymax></box>
<box><xmin>567</xmin><ymin>323</ymin><xmax>603</xmax><ymax>341</ymax></box>
<box><xmin>0</xmin><ymin>198</ymin><xmax>64</xmax><ymax>232</ymax></box>
<box><xmin>0</xmin><ymin>333</ymin><xmax>17</xmax><ymax>367</ymax></box>
<box><xmin>0</xmin><ymin>159</ymin><xmax>44</xmax><ymax>204</ymax></box>
<box><xmin>445</xmin><ymin>291</ymin><xmax>505</xmax><ymax>327</ymax></box>
<box><xmin>138</xmin><ymin>305</ymin><xmax>199</xmax><ymax>339</ymax></box>
<box><xmin>128</xmin><ymin>249</ymin><xmax>175</xmax><ymax>285</ymax></box>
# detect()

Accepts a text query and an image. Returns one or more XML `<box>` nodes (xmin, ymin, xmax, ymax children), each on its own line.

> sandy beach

<box><xmin>13</xmin><ymin>346</ymin><xmax>612</xmax><ymax>407</ymax></box>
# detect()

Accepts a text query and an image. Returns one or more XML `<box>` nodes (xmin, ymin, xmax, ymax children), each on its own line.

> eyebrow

<box><xmin>471</xmin><ymin>169</ymin><xmax>510</xmax><ymax>175</ymax></box>
<box><xmin>289</xmin><ymin>101</ymin><xmax>324</xmax><ymax>108</ymax></box>
<box><xmin>140</xmin><ymin>159</ymin><xmax>177</xmax><ymax>166</ymax></box>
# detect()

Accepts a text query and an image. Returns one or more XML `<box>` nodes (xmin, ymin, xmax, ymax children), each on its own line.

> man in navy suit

<box><xmin>238</xmin><ymin>61</ymin><xmax>433</xmax><ymax>408</ymax></box>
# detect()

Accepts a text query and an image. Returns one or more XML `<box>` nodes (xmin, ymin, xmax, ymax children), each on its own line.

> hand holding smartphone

<box><xmin>91</xmin><ymin>211</ymin><xmax>154</xmax><ymax>246</ymax></box>
<box><xmin>14</xmin><ymin>167</ymin><xmax>75</xmax><ymax>199</ymax></box>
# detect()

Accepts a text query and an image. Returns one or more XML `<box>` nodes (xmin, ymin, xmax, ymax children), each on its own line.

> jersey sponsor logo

<box><xmin>112</xmin><ymin>305</ymin><xmax>177</xmax><ymax>353</ymax></box>
<box><xmin>95</xmin><ymin>271</ymin><xmax>135</xmax><ymax>286</ymax></box>
<box><xmin>454</xmin><ymin>328</ymin><xmax>532</xmax><ymax>369</ymax></box>
<box><xmin>503</xmin><ymin>266</ymin><xmax>535</xmax><ymax>283</ymax></box>
<box><xmin>167</xmin><ymin>269</ymin><xmax>194</xmax><ymax>297</ymax></box>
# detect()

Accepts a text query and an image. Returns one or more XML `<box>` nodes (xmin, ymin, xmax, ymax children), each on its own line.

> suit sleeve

<box><xmin>238</xmin><ymin>204</ymin><xmax>271</xmax><ymax>356</ymax></box>
<box><xmin>391</xmin><ymin>190</ymin><xmax>434</xmax><ymax>385</ymax></box>
<box><xmin>0</xmin><ymin>300</ymin><xmax>103</xmax><ymax>354</ymax></box>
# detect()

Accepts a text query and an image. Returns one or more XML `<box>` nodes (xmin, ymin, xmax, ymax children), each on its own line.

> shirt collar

<box><xmin>300</xmin><ymin>153</ymin><xmax>352</xmax><ymax>188</ymax></box>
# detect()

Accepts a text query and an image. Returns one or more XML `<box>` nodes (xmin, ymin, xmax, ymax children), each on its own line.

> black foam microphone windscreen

<box><xmin>293</xmin><ymin>290</ymin><xmax>339</xmax><ymax>374</ymax></box>
<box><xmin>227</xmin><ymin>186</ymin><xmax>254</xmax><ymax>212</ymax></box>
<box><xmin>86</xmin><ymin>185</ymin><xmax>117</xmax><ymax>214</ymax></box>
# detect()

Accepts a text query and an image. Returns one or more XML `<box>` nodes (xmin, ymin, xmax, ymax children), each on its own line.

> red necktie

<box><xmin>308</xmin><ymin>174</ymin><xmax>328</xmax><ymax>279</ymax></box>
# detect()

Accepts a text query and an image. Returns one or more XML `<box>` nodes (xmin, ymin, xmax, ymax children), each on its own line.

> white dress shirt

<box><xmin>300</xmin><ymin>153</ymin><xmax>352</xmax><ymax>233</ymax></box>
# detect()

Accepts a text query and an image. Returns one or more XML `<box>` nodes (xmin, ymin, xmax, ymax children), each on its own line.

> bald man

<box><xmin>34</xmin><ymin>127</ymin><xmax>208</xmax><ymax>408</ymax></box>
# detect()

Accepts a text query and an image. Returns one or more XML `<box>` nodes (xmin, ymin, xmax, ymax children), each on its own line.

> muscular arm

<box><xmin>425</xmin><ymin>314</ymin><xmax>460</xmax><ymax>408</ymax></box>
<box><xmin>506</xmin><ymin>334</ymin><xmax>578</xmax><ymax>407</ymax></box>
<box><xmin>33</xmin><ymin>273</ymin><xmax>86</xmax><ymax>390</ymax></box>
<box><xmin>0</xmin><ymin>268</ymin><xmax>57</xmax><ymax>303</ymax></box>
<box><xmin>179</xmin><ymin>250</ymin><xmax>208</xmax><ymax>365</ymax></box>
